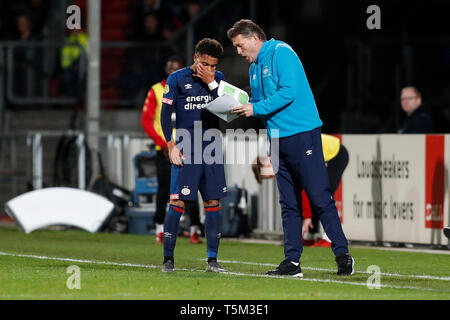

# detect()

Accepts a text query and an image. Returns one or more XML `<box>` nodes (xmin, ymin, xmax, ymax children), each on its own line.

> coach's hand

<box><xmin>167</xmin><ymin>141</ymin><xmax>186</xmax><ymax>167</ymax></box>
<box><xmin>231</xmin><ymin>103</ymin><xmax>254</xmax><ymax>117</ymax></box>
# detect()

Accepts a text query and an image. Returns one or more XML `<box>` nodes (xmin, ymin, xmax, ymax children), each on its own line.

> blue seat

<box><xmin>132</xmin><ymin>151</ymin><xmax>158</xmax><ymax>206</ymax></box>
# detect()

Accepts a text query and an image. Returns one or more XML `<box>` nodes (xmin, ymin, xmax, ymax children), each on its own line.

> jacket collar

<box><xmin>254</xmin><ymin>38</ymin><xmax>275</xmax><ymax>65</ymax></box>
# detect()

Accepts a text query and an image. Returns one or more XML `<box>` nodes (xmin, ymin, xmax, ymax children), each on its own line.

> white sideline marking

<box><xmin>0</xmin><ymin>251</ymin><xmax>194</xmax><ymax>272</ymax></box>
<box><xmin>214</xmin><ymin>259</ymin><xmax>450</xmax><ymax>281</ymax></box>
<box><xmin>222</xmin><ymin>270</ymin><xmax>440</xmax><ymax>292</ymax></box>
<box><xmin>0</xmin><ymin>251</ymin><xmax>447</xmax><ymax>293</ymax></box>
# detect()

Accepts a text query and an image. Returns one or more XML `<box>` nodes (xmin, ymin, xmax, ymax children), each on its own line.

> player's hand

<box><xmin>231</xmin><ymin>103</ymin><xmax>254</xmax><ymax>117</ymax></box>
<box><xmin>302</xmin><ymin>218</ymin><xmax>313</xmax><ymax>237</ymax></box>
<box><xmin>194</xmin><ymin>63</ymin><xmax>215</xmax><ymax>85</ymax></box>
<box><xmin>167</xmin><ymin>141</ymin><xmax>186</xmax><ymax>167</ymax></box>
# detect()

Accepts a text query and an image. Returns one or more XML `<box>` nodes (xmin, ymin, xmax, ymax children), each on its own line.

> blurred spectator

<box><xmin>60</xmin><ymin>29</ymin><xmax>88</xmax><ymax>97</ymax></box>
<box><xmin>398</xmin><ymin>86</ymin><xmax>434</xmax><ymax>133</ymax></box>
<box><xmin>28</xmin><ymin>0</ymin><xmax>49</xmax><ymax>35</ymax></box>
<box><xmin>119</xmin><ymin>56</ymin><xmax>158</xmax><ymax>103</ymax></box>
<box><xmin>186</xmin><ymin>0</ymin><xmax>203</xmax><ymax>19</ymax></box>
<box><xmin>16</xmin><ymin>14</ymin><xmax>39</xmax><ymax>41</ymax></box>
<box><xmin>179</xmin><ymin>0</ymin><xmax>211</xmax><ymax>43</ymax></box>
<box><xmin>180</xmin><ymin>0</ymin><xmax>204</xmax><ymax>23</ymax></box>
<box><xmin>136</xmin><ymin>12</ymin><xmax>165</xmax><ymax>42</ymax></box>
<box><xmin>130</xmin><ymin>0</ymin><xmax>187</xmax><ymax>41</ymax></box>
<box><xmin>161</xmin><ymin>19</ymin><xmax>178</xmax><ymax>41</ymax></box>
<box><xmin>0</xmin><ymin>0</ymin><xmax>48</xmax><ymax>40</ymax></box>
<box><xmin>13</xmin><ymin>13</ymin><xmax>43</xmax><ymax>98</ymax></box>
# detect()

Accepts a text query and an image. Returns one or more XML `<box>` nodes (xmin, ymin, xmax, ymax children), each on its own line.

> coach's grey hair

<box><xmin>227</xmin><ymin>19</ymin><xmax>267</xmax><ymax>41</ymax></box>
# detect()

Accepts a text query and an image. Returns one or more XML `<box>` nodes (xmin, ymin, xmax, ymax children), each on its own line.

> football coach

<box><xmin>228</xmin><ymin>19</ymin><xmax>354</xmax><ymax>277</ymax></box>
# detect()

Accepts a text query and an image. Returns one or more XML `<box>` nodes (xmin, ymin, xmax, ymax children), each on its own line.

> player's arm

<box><xmin>160</xmin><ymin>75</ymin><xmax>176</xmax><ymax>143</ymax></box>
<box><xmin>160</xmin><ymin>76</ymin><xmax>185</xmax><ymax>166</ymax></box>
<box><xmin>141</xmin><ymin>87</ymin><xmax>167</xmax><ymax>149</ymax></box>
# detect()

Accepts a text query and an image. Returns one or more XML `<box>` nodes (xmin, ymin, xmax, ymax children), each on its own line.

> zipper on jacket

<box><xmin>260</xmin><ymin>64</ymin><xmax>266</xmax><ymax>100</ymax></box>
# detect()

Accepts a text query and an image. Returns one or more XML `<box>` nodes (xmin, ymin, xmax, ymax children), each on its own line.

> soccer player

<box><xmin>141</xmin><ymin>56</ymin><xmax>183</xmax><ymax>244</ymax></box>
<box><xmin>160</xmin><ymin>38</ymin><xmax>227</xmax><ymax>273</ymax></box>
<box><xmin>228</xmin><ymin>19</ymin><xmax>354</xmax><ymax>277</ymax></box>
<box><xmin>141</xmin><ymin>56</ymin><xmax>204</xmax><ymax>245</ymax></box>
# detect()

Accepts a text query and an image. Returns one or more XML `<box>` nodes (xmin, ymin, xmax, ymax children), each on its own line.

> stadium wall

<box><xmin>79</xmin><ymin>133</ymin><xmax>449</xmax><ymax>245</ymax></box>
<box><xmin>340</xmin><ymin>134</ymin><xmax>449</xmax><ymax>246</ymax></box>
<box><xmin>251</xmin><ymin>134</ymin><xmax>449</xmax><ymax>246</ymax></box>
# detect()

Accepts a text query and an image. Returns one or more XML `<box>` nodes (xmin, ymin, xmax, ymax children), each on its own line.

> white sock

<box><xmin>156</xmin><ymin>223</ymin><xmax>164</xmax><ymax>234</ymax></box>
<box><xmin>190</xmin><ymin>225</ymin><xmax>199</xmax><ymax>236</ymax></box>
<box><xmin>322</xmin><ymin>232</ymin><xmax>331</xmax><ymax>242</ymax></box>
<box><xmin>303</xmin><ymin>232</ymin><xmax>314</xmax><ymax>241</ymax></box>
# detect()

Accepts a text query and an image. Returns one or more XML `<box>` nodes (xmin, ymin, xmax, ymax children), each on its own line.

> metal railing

<box><xmin>0</xmin><ymin>129</ymin><xmax>270</xmax><ymax>234</ymax></box>
<box><xmin>1</xmin><ymin>41</ymin><xmax>86</xmax><ymax>105</ymax></box>
<box><xmin>0</xmin><ymin>130</ymin><xmax>151</xmax><ymax>210</ymax></box>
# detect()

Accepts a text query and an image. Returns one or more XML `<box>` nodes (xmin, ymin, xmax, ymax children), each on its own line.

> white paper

<box><xmin>205</xmin><ymin>80</ymin><xmax>249</xmax><ymax>123</ymax></box>
<box><xmin>204</xmin><ymin>94</ymin><xmax>240</xmax><ymax>123</ymax></box>
<box><xmin>217</xmin><ymin>81</ymin><xmax>249</xmax><ymax>105</ymax></box>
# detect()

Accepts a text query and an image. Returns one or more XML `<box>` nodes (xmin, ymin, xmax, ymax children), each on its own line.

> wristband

<box><xmin>207</xmin><ymin>80</ymin><xmax>219</xmax><ymax>91</ymax></box>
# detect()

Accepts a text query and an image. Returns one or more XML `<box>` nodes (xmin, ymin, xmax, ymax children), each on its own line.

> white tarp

<box><xmin>5</xmin><ymin>187</ymin><xmax>114</xmax><ymax>233</ymax></box>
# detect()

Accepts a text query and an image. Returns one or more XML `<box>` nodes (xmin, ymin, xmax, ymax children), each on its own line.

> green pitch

<box><xmin>0</xmin><ymin>227</ymin><xmax>449</xmax><ymax>300</ymax></box>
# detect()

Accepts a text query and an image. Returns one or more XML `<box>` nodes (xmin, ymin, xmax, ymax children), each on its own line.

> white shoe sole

<box><xmin>351</xmin><ymin>257</ymin><xmax>355</xmax><ymax>275</ymax></box>
<box><xmin>206</xmin><ymin>267</ymin><xmax>227</xmax><ymax>273</ymax></box>
<box><xmin>266</xmin><ymin>272</ymin><xmax>303</xmax><ymax>278</ymax></box>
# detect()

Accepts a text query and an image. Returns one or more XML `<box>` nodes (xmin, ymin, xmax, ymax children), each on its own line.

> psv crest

<box><xmin>164</xmin><ymin>84</ymin><xmax>170</xmax><ymax>94</ymax></box>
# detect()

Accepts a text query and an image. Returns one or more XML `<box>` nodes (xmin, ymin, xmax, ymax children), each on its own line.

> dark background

<box><xmin>251</xmin><ymin>0</ymin><xmax>450</xmax><ymax>133</ymax></box>
<box><xmin>1</xmin><ymin>0</ymin><xmax>449</xmax><ymax>134</ymax></box>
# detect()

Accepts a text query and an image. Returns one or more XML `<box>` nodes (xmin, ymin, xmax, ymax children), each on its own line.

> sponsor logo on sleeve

<box><xmin>162</xmin><ymin>97</ymin><xmax>173</xmax><ymax>105</ymax></box>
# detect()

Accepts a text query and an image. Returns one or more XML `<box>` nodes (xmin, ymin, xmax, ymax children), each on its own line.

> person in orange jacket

<box><xmin>141</xmin><ymin>55</ymin><xmax>202</xmax><ymax>245</ymax></box>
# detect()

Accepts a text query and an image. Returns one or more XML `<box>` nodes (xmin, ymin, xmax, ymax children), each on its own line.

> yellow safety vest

<box><xmin>152</xmin><ymin>82</ymin><xmax>165</xmax><ymax>151</ymax></box>
<box><xmin>321</xmin><ymin>134</ymin><xmax>341</xmax><ymax>162</ymax></box>
<box><xmin>61</xmin><ymin>33</ymin><xmax>88</xmax><ymax>69</ymax></box>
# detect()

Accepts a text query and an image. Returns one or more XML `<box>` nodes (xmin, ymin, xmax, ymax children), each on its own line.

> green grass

<box><xmin>0</xmin><ymin>227</ymin><xmax>449</xmax><ymax>300</ymax></box>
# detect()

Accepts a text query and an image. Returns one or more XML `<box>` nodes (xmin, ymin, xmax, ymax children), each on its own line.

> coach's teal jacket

<box><xmin>250</xmin><ymin>39</ymin><xmax>322</xmax><ymax>138</ymax></box>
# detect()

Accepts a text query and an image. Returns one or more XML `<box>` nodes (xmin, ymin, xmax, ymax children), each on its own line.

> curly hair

<box><xmin>194</xmin><ymin>38</ymin><xmax>223</xmax><ymax>59</ymax></box>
